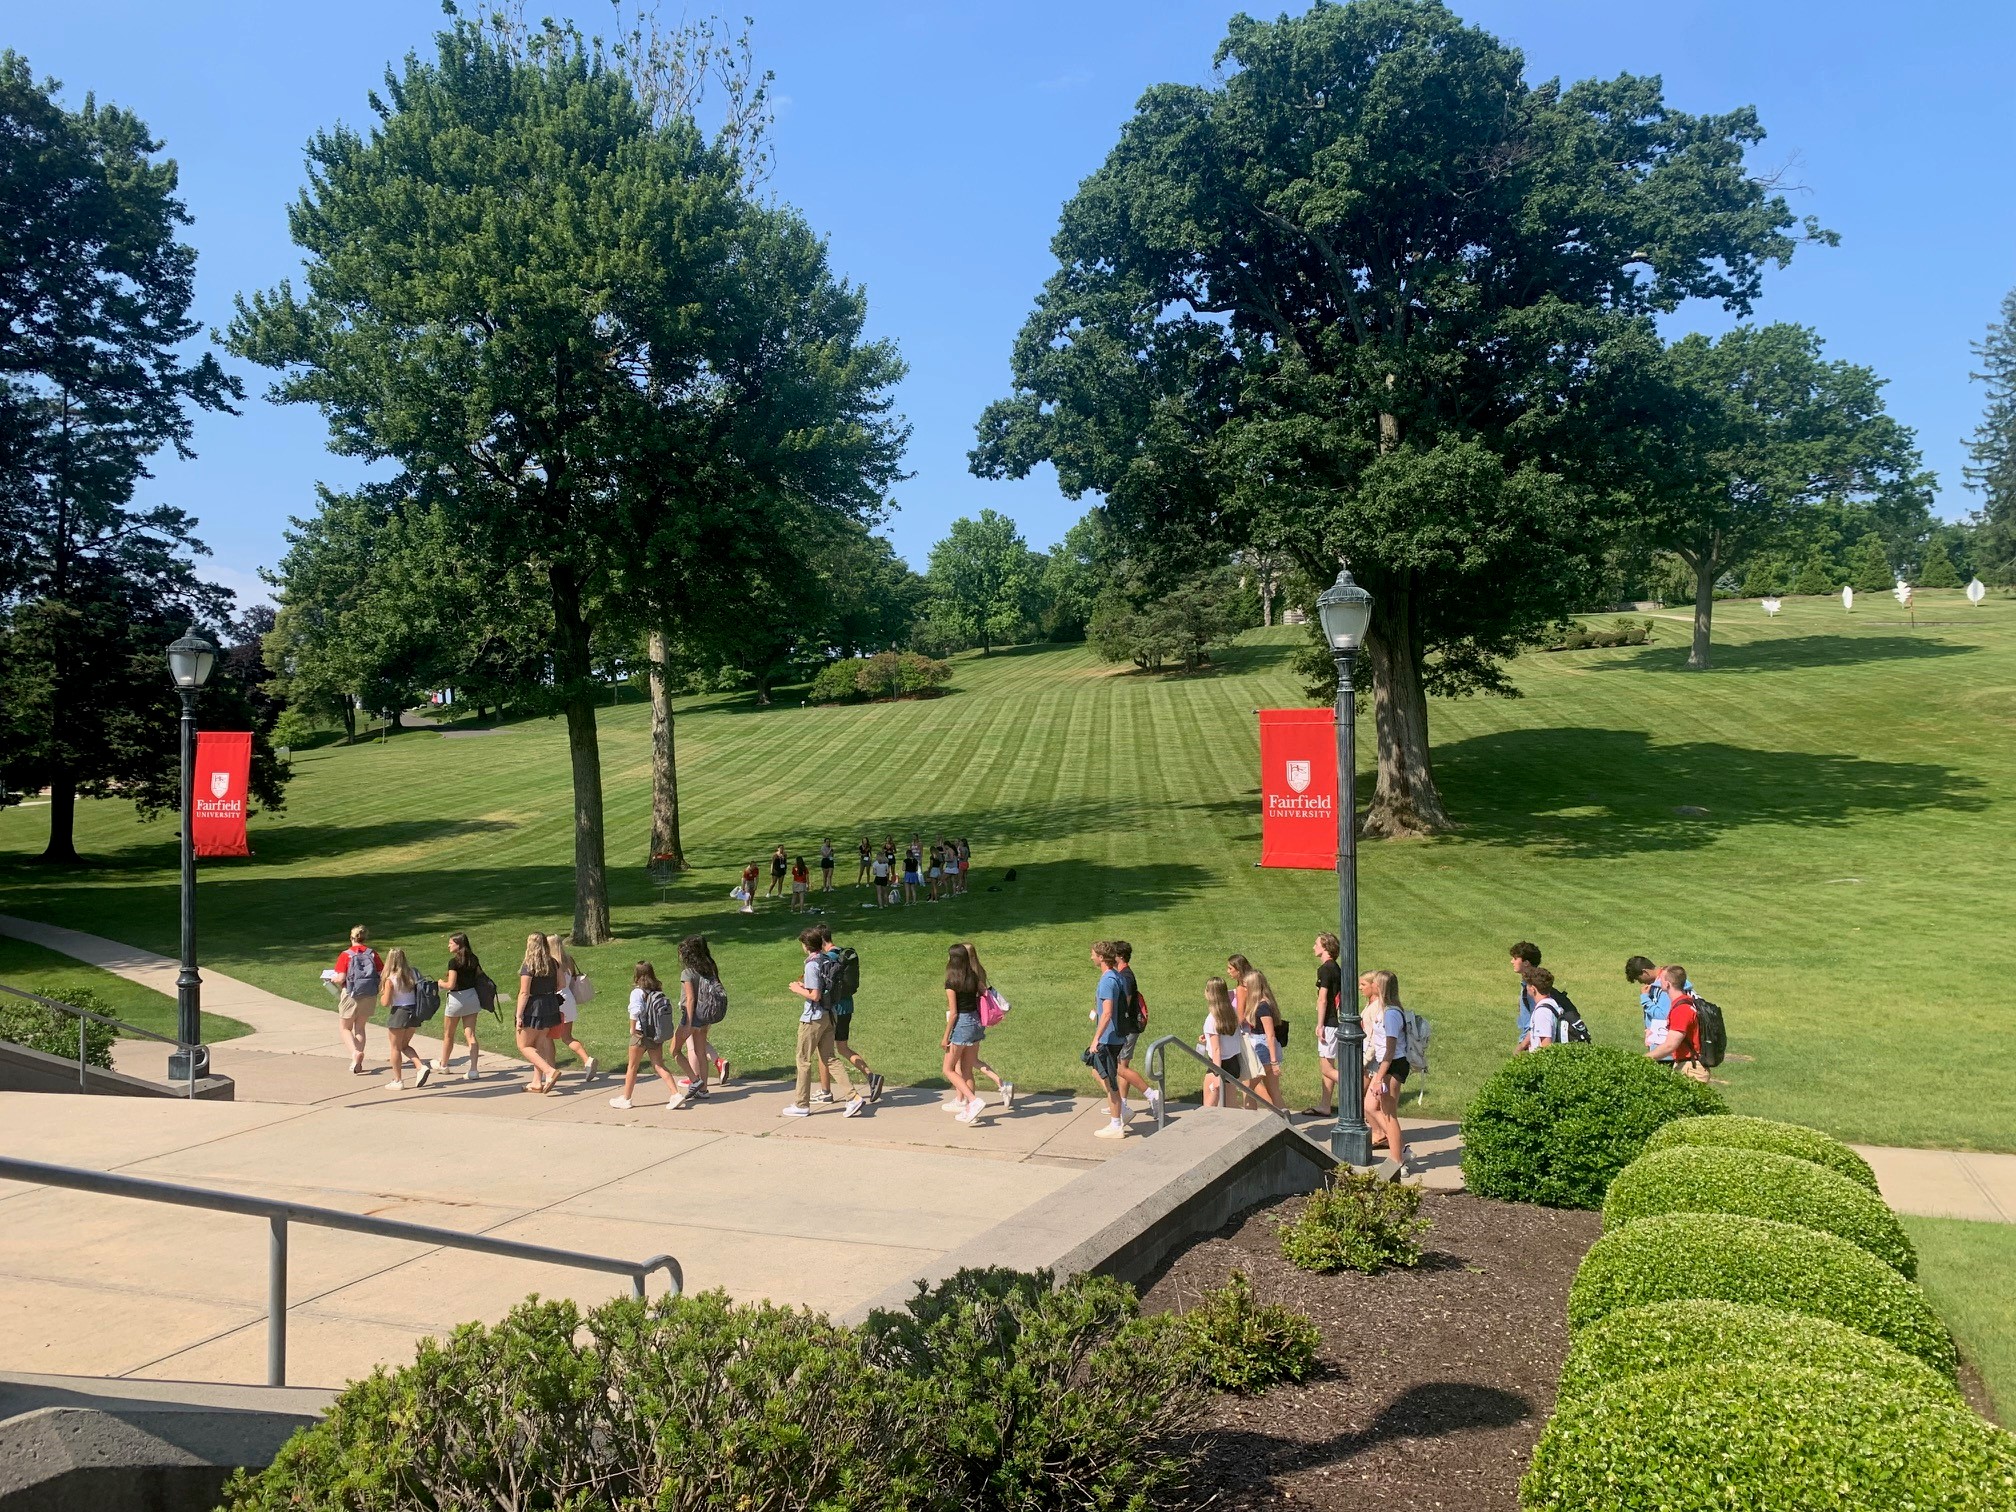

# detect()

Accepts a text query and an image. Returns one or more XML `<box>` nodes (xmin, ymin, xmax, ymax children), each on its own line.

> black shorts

<box><xmin>1217</xmin><ymin>1056</ymin><xmax>1244</xmax><ymax>1078</ymax></box>
<box><xmin>833</xmin><ymin>1011</ymin><xmax>854</xmax><ymax>1045</ymax></box>
<box><xmin>1376</xmin><ymin>1057</ymin><xmax>1411</xmax><ymax>1086</ymax></box>
<box><xmin>519</xmin><ymin>994</ymin><xmax>563</xmax><ymax>1031</ymax></box>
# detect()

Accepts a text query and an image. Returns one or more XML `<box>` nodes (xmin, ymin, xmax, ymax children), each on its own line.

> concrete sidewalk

<box><xmin>1854</xmin><ymin>1145</ymin><xmax>2016</xmax><ymax>1224</ymax></box>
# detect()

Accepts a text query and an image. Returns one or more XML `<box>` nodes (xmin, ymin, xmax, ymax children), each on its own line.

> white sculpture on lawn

<box><xmin>1761</xmin><ymin>597</ymin><xmax>1782</xmax><ymax>617</ymax></box>
<box><xmin>1894</xmin><ymin>578</ymin><xmax>1913</xmax><ymax>608</ymax></box>
<box><xmin>1968</xmin><ymin>578</ymin><xmax>1987</xmax><ymax>605</ymax></box>
<box><xmin>1842</xmin><ymin>585</ymin><xmax>1854</xmax><ymax>611</ymax></box>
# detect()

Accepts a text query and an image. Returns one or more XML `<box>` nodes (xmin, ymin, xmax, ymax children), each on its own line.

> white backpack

<box><xmin>1395</xmin><ymin>1009</ymin><xmax>1431</xmax><ymax>1076</ymax></box>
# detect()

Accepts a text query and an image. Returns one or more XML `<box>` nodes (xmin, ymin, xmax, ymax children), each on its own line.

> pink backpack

<box><xmin>978</xmin><ymin>986</ymin><xmax>1010</xmax><ymax>1027</ymax></box>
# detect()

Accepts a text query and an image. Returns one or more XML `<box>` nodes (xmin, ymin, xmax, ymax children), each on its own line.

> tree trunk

<box><xmin>39</xmin><ymin>772</ymin><xmax>80</xmax><ymax>864</ymax></box>
<box><xmin>1359</xmin><ymin>576</ymin><xmax>1454</xmax><ymax>839</ymax></box>
<box><xmin>1681</xmin><ymin>546</ymin><xmax>1716</xmax><ymax>670</ymax></box>
<box><xmin>647</xmin><ymin>630</ymin><xmax>686</xmax><ymax>868</ymax></box>
<box><xmin>548</xmin><ymin>568</ymin><xmax>612</xmax><ymax>944</ymax></box>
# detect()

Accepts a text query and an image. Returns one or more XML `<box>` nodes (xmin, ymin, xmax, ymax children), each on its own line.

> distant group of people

<box><xmin>1509</xmin><ymin>940</ymin><xmax>1709</xmax><ymax>1079</ymax></box>
<box><xmin>737</xmin><ymin>835</ymin><xmax>974</xmax><ymax>914</ymax></box>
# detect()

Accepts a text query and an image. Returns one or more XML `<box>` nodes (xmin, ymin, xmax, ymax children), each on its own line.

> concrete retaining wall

<box><xmin>844</xmin><ymin>1108</ymin><xmax>1333</xmax><ymax>1322</ymax></box>
<box><xmin>0</xmin><ymin>1041</ymin><xmax>232</xmax><ymax>1101</ymax></box>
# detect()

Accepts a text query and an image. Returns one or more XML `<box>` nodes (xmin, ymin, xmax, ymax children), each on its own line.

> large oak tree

<box><xmin>974</xmin><ymin>0</ymin><xmax>1823</xmax><ymax>835</ymax></box>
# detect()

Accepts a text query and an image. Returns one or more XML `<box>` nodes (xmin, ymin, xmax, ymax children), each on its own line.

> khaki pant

<box><xmin>794</xmin><ymin>1016</ymin><xmax>853</xmax><ymax>1106</ymax></box>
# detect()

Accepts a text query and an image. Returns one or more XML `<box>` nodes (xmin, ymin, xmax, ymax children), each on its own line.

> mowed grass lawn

<box><xmin>0</xmin><ymin>936</ymin><xmax>250</xmax><ymax>1044</ymax></box>
<box><xmin>1906</xmin><ymin>1216</ymin><xmax>2016</xmax><ymax>1419</ymax></box>
<box><xmin>2</xmin><ymin>589</ymin><xmax>2012</xmax><ymax>1149</ymax></box>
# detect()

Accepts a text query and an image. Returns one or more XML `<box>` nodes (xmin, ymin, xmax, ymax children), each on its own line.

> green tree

<box><xmin>228</xmin><ymin>17</ymin><xmax>901</xmax><ymax>938</ymax></box>
<box><xmin>973</xmin><ymin>0</ymin><xmax>1823</xmax><ymax>835</ymax></box>
<box><xmin>1790</xmin><ymin>553</ymin><xmax>1835</xmax><ymax>596</ymax></box>
<box><xmin>1848</xmin><ymin>533</ymin><xmax>1895</xmax><ymax>592</ymax></box>
<box><xmin>1647</xmin><ymin>325</ymin><xmax>1928</xmax><ymax>668</ymax></box>
<box><xmin>926</xmin><ymin>510</ymin><xmax>1042</xmax><ymax>655</ymax></box>
<box><xmin>1918</xmin><ymin>538</ymin><xmax>1960</xmax><ymax>589</ymax></box>
<box><xmin>1039</xmin><ymin>509</ymin><xmax>1122</xmax><ymax>642</ymax></box>
<box><xmin>0</xmin><ymin>53</ymin><xmax>272</xmax><ymax>860</ymax></box>
<box><xmin>1966</xmin><ymin>287</ymin><xmax>2016</xmax><ymax>581</ymax></box>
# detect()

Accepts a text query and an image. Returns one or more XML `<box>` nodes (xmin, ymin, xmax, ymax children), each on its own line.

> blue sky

<box><xmin>13</xmin><ymin>0</ymin><xmax>2014</xmax><ymax>602</ymax></box>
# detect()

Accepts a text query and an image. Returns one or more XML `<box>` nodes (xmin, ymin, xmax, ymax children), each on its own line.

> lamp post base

<box><xmin>1329</xmin><ymin>1124</ymin><xmax>1374</xmax><ymax>1168</ymax></box>
<box><xmin>167</xmin><ymin>1046</ymin><xmax>211</xmax><ymax>1082</ymax></box>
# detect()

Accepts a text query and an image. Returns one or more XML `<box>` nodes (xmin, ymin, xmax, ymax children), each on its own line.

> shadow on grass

<box><xmin>1435</xmin><ymin>726</ymin><xmax>1988</xmax><ymax>858</ymax></box>
<box><xmin>10</xmin><ymin>818</ymin><xmax>523</xmax><ymax>868</ymax></box>
<box><xmin>1585</xmin><ymin>634</ymin><xmax>1978</xmax><ymax>675</ymax></box>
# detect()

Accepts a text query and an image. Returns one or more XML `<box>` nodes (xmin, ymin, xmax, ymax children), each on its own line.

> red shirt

<box><xmin>1665</xmin><ymin>996</ymin><xmax>1702</xmax><ymax>1062</ymax></box>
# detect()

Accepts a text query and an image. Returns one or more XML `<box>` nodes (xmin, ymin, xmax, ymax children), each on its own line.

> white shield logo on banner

<box><xmin>209</xmin><ymin>771</ymin><xmax>231</xmax><ymax>799</ymax></box>
<box><xmin>1285</xmin><ymin>760</ymin><xmax>1311</xmax><ymax>794</ymax></box>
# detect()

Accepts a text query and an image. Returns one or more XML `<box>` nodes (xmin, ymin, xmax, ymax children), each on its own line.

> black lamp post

<box><xmin>166</xmin><ymin>627</ymin><xmax>217</xmax><ymax>1081</ymax></box>
<box><xmin>1315</xmin><ymin>568</ymin><xmax>1374</xmax><ymax>1167</ymax></box>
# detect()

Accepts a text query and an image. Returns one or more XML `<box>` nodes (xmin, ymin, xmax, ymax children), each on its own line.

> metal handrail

<box><xmin>1141</xmin><ymin>1034</ymin><xmax>1329</xmax><ymax>1154</ymax></box>
<box><xmin>0</xmin><ymin>1155</ymin><xmax>684</xmax><ymax>1386</ymax></box>
<box><xmin>0</xmin><ymin>980</ymin><xmax>198</xmax><ymax>1099</ymax></box>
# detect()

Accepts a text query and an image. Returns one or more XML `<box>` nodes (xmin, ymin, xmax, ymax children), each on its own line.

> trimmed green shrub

<box><xmin>1604</xmin><ymin>1146</ymin><xmax>1916</xmax><ymax>1276</ymax></box>
<box><xmin>1276</xmin><ymin>1170</ymin><xmax>1432</xmax><ymax>1274</ymax></box>
<box><xmin>0</xmin><ymin>987</ymin><xmax>116</xmax><ymax>1069</ymax></box>
<box><xmin>810</xmin><ymin>651</ymin><xmax>952</xmax><ymax>704</ymax></box>
<box><xmin>863</xmin><ymin>1267</ymin><xmax>1207</xmax><ymax>1510</ymax></box>
<box><xmin>1568</xmin><ymin>1213</ymin><xmax>1956</xmax><ymax>1377</ymax></box>
<box><xmin>1462</xmin><ymin>1045</ymin><xmax>1724</xmax><ymax>1209</ymax></box>
<box><xmin>1181</xmin><ymin>1269</ymin><xmax>1322</xmax><ymax>1394</ymax></box>
<box><xmin>1523</xmin><ymin>1363</ymin><xmax>2016</xmax><ymax>1511</ymax></box>
<box><xmin>1644</xmin><ymin>1113</ymin><xmax>1879</xmax><ymax>1193</ymax></box>
<box><xmin>1555</xmin><ymin>1298</ymin><xmax>1963</xmax><ymax>1407</ymax></box>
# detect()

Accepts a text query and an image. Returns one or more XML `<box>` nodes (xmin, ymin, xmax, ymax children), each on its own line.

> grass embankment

<box><xmin>1</xmin><ymin>590</ymin><xmax>2011</xmax><ymax>1148</ymax></box>
<box><xmin>0</xmin><ymin>936</ymin><xmax>250</xmax><ymax>1043</ymax></box>
<box><xmin>1905</xmin><ymin>1216</ymin><xmax>2016</xmax><ymax>1421</ymax></box>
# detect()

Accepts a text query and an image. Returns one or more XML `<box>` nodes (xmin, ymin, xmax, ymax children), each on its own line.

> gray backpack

<box><xmin>642</xmin><ymin>989</ymin><xmax>678</xmax><ymax>1042</ymax></box>
<box><xmin>691</xmin><ymin>974</ymin><xmax>729</xmax><ymax>1027</ymax></box>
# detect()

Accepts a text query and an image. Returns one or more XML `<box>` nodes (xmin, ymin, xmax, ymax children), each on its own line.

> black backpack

<box><xmin>413</xmin><ymin>978</ymin><xmax>441</xmax><ymax>1024</ymax></box>
<box><xmin>835</xmin><ymin>946</ymin><xmax>861</xmax><ymax>1001</ymax></box>
<box><xmin>1691</xmin><ymin>996</ymin><xmax>1728</xmax><ymax>1068</ymax></box>
<box><xmin>1550</xmin><ymin>990</ymin><xmax>1593</xmax><ymax>1045</ymax></box>
<box><xmin>1113</xmin><ymin>979</ymin><xmax>1144</xmax><ymax>1037</ymax></box>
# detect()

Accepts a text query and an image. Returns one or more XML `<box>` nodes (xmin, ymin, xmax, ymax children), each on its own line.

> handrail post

<box><xmin>78</xmin><ymin>1014</ymin><xmax>87</xmax><ymax>1092</ymax></box>
<box><xmin>1149</xmin><ymin>1041</ymin><xmax>1168</xmax><ymax>1131</ymax></box>
<box><xmin>268</xmin><ymin>1215</ymin><xmax>288</xmax><ymax>1387</ymax></box>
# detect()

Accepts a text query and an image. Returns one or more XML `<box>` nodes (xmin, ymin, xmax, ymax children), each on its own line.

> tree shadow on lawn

<box><xmin>1583</xmin><ymin>633</ymin><xmax>1977</xmax><ymax>676</ymax></box>
<box><xmin>700</xmin><ymin>795</ymin><xmax>1195</xmax><ymax>855</ymax></box>
<box><xmin>1435</xmin><ymin>726</ymin><xmax>1987</xmax><ymax>859</ymax></box>
<box><xmin>6</xmin><ymin>818</ymin><xmax>522</xmax><ymax>870</ymax></box>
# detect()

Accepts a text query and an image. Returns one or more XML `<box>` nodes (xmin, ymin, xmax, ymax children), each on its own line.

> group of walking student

<box><xmin>737</xmin><ymin>835</ymin><xmax>974</xmax><ymax>913</ymax></box>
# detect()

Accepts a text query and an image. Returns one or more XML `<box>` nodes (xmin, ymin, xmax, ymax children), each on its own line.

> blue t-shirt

<box><xmin>800</xmin><ymin>956</ymin><xmax>824</xmax><ymax>1023</ymax></box>
<box><xmin>1516</xmin><ymin>982</ymin><xmax>1535</xmax><ymax>1035</ymax></box>
<box><xmin>1639</xmin><ymin>982</ymin><xmax>1671</xmax><ymax>1030</ymax></box>
<box><xmin>1096</xmin><ymin>969</ymin><xmax>1128</xmax><ymax>1045</ymax></box>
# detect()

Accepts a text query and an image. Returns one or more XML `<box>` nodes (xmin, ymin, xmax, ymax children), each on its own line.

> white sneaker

<box><xmin>781</xmin><ymin>1104</ymin><xmax>811</xmax><ymax>1118</ymax></box>
<box><xmin>1000</xmin><ymin>1083</ymin><xmax>1015</xmax><ymax>1110</ymax></box>
<box><xmin>464</xmin><ymin>1064</ymin><xmax>479</xmax><ymax>1082</ymax></box>
<box><xmin>1093</xmin><ymin>1120</ymin><xmax>1126</xmax><ymax>1139</ymax></box>
<box><xmin>941</xmin><ymin>1099</ymin><xmax>964</xmax><ymax>1113</ymax></box>
<box><xmin>385</xmin><ymin>1079</ymin><xmax>405</xmax><ymax>1092</ymax></box>
<box><xmin>666</xmin><ymin>1090</ymin><xmax>689</xmax><ymax>1111</ymax></box>
<box><xmin>608</xmin><ymin>1095</ymin><xmax>633</xmax><ymax>1109</ymax></box>
<box><xmin>1147</xmin><ymin>1088</ymin><xmax>1163</xmax><ymax>1117</ymax></box>
<box><xmin>811</xmin><ymin>1088</ymin><xmax>834</xmax><ymax>1104</ymax></box>
<box><xmin>844</xmin><ymin>1096</ymin><xmax>866</xmax><ymax>1118</ymax></box>
<box><xmin>583</xmin><ymin>1057</ymin><xmax>600</xmax><ymax>1082</ymax></box>
<box><xmin>956</xmin><ymin>1101</ymin><xmax>981</xmax><ymax>1125</ymax></box>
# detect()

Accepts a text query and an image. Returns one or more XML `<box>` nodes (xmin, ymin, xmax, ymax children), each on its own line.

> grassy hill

<box><xmin>3</xmin><ymin>589</ymin><xmax>2013</xmax><ymax>1149</ymax></box>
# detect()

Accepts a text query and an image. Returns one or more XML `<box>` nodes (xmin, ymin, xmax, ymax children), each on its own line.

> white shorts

<box><xmin>1318</xmin><ymin>1025</ymin><xmax>1338</xmax><ymax>1061</ymax></box>
<box><xmin>559</xmin><ymin>994</ymin><xmax>578</xmax><ymax>1024</ymax></box>
<box><xmin>444</xmin><ymin>989</ymin><xmax>482</xmax><ymax>1018</ymax></box>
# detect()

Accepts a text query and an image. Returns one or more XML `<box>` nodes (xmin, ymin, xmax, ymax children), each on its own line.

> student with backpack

<box><xmin>1510</xmin><ymin>940</ymin><xmax>1542</xmax><ymax>1050</ymax></box>
<box><xmin>1309</xmin><ymin>933</ymin><xmax>1344</xmax><ymax>1117</ymax></box>
<box><xmin>1201</xmin><ymin>976</ymin><xmax>1247</xmax><ymax>1109</ymax></box>
<box><xmin>941</xmin><ymin>943</ymin><xmax>988</xmax><ymax>1124</ymax></box>
<box><xmin>1228</xmin><ymin>953</ymin><xmax>1282</xmax><ymax>1110</ymax></box>
<box><xmin>674</xmin><ymin>934</ymin><xmax>730</xmax><ymax>1100</ymax></box>
<box><xmin>514</xmin><ymin>933</ymin><xmax>565</xmax><ymax>1094</ymax></box>
<box><xmin>1111</xmin><ymin>941</ymin><xmax>1159</xmax><ymax>1119</ymax></box>
<box><xmin>379</xmin><ymin>948</ymin><xmax>433</xmax><ymax>1090</ymax></box>
<box><xmin>812</xmin><ymin>922</ymin><xmax>883</xmax><ymax>1104</ymax></box>
<box><xmin>333</xmin><ymin>925</ymin><xmax>382</xmax><ymax>1075</ymax></box>
<box><xmin>546</xmin><ymin>934</ymin><xmax>601</xmax><ymax>1082</ymax></box>
<box><xmin>1359</xmin><ymin>969</ymin><xmax>1411</xmax><ymax>1173</ymax></box>
<box><xmin>1522</xmin><ymin>966</ymin><xmax>1566</xmax><ymax>1048</ymax></box>
<box><xmin>1086</xmin><ymin>941</ymin><xmax>1132</xmax><ymax>1140</ymax></box>
<box><xmin>434</xmin><ymin>932</ymin><xmax>486</xmax><ymax>1081</ymax></box>
<box><xmin>609</xmin><ymin>961</ymin><xmax>686</xmax><ymax>1110</ymax></box>
<box><xmin>784</xmin><ymin>927</ymin><xmax>863</xmax><ymax>1118</ymax></box>
<box><xmin>1648</xmin><ymin>965</ymin><xmax>1713</xmax><ymax>1082</ymax></box>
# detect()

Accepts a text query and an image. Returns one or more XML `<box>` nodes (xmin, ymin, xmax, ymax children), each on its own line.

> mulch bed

<box><xmin>1141</xmin><ymin>1191</ymin><xmax>1604</xmax><ymax>1512</ymax></box>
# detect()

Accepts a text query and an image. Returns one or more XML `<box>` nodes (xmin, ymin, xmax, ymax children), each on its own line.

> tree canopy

<box><xmin>973</xmin><ymin>0</ymin><xmax>1825</xmax><ymax>834</ymax></box>
<box><xmin>926</xmin><ymin>509</ymin><xmax>1044</xmax><ymax>655</ymax></box>
<box><xmin>1967</xmin><ymin>286</ymin><xmax>2016</xmax><ymax>583</ymax></box>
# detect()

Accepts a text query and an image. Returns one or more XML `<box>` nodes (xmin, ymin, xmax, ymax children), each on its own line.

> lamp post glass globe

<box><xmin>166</xmin><ymin>627</ymin><xmax>217</xmax><ymax>690</ymax></box>
<box><xmin>1316</xmin><ymin>566</ymin><xmax>1376</xmax><ymax>1167</ymax></box>
<box><xmin>1315</xmin><ymin>568</ymin><xmax>1374</xmax><ymax>653</ymax></box>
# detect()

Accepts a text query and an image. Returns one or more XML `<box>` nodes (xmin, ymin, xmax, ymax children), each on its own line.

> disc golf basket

<box><xmin>649</xmin><ymin>853</ymin><xmax>679</xmax><ymax>903</ymax></box>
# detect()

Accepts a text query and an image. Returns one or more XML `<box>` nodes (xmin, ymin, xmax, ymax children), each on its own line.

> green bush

<box><xmin>0</xmin><ymin>987</ymin><xmax>116</xmax><ymax>1069</ymax></box>
<box><xmin>1603</xmin><ymin>1145</ymin><xmax>1915</xmax><ymax>1275</ymax></box>
<box><xmin>1523</xmin><ymin>1363</ymin><xmax>2016</xmax><ymax>1511</ymax></box>
<box><xmin>1461</xmin><ymin>1045</ymin><xmax>1724</xmax><ymax>1209</ymax></box>
<box><xmin>1276</xmin><ymin>1170</ymin><xmax>1432</xmax><ymax>1274</ymax></box>
<box><xmin>863</xmin><ymin>1267</ymin><xmax>1206</xmax><ymax>1511</ymax></box>
<box><xmin>1544</xmin><ymin>617</ymin><xmax>1654</xmax><ymax>651</ymax></box>
<box><xmin>1181</xmin><ymin>1269</ymin><xmax>1322</xmax><ymax>1394</ymax></box>
<box><xmin>1643</xmin><ymin>1113</ymin><xmax>1880</xmax><ymax>1193</ymax></box>
<box><xmin>1567</xmin><ymin>1213</ymin><xmax>1957</xmax><ymax>1377</ymax></box>
<box><xmin>1555</xmin><ymin>1298</ymin><xmax>1963</xmax><ymax>1407</ymax></box>
<box><xmin>809</xmin><ymin>651</ymin><xmax>952</xmax><ymax>704</ymax></box>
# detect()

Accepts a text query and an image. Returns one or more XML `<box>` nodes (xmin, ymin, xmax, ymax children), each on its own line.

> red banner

<box><xmin>193</xmin><ymin>731</ymin><xmax>252</xmax><ymax>858</ymax></box>
<box><xmin>1259</xmin><ymin>708</ymin><xmax>1339</xmax><ymax>870</ymax></box>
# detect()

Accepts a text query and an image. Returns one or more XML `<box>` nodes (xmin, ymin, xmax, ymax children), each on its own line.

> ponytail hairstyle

<box><xmin>678</xmin><ymin>934</ymin><xmax>719</xmax><ymax>982</ymax></box>
<box><xmin>1205</xmin><ymin>976</ymin><xmax>1239</xmax><ymax>1037</ymax></box>
<box><xmin>633</xmin><ymin>960</ymin><xmax>662</xmax><ymax>994</ymax></box>
<box><xmin>521</xmin><ymin>932</ymin><xmax>555</xmax><ymax>978</ymax></box>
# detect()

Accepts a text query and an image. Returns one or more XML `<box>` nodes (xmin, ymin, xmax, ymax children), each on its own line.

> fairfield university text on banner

<box><xmin>192</xmin><ymin>731</ymin><xmax>252</xmax><ymax>858</ymax></box>
<box><xmin>1258</xmin><ymin>708</ymin><xmax>1340</xmax><ymax>870</ymax></box>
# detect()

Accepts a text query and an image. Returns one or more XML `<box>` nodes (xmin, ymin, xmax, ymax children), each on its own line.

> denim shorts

<box><xmin>950</xmin><ymin>1013</ymin><xmax>984</xmax><ymax>1046</ymax></box>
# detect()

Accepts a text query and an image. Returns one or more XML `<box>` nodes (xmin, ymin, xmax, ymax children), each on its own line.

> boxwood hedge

<box><xmin>1643</xmin><ymin>1113</ymin><xmax>1879</xmax><ymax>1193</ymax></box>
<box><xmin>1554</xmin><ymin>1298</ymin><xmax>1963</xmax><ymax>1407</ymax></box>
<box><xmin>1603</xmin><ymin>1146</ymin><xmax>1917</xmax><ymax>1276</ymax></box>
<box><xmin>1523</xmin><ymin>1363</ymin><xmax>2016</xmax><ymax>1512</ymax></box>
<box><xmin>1461</xmin><ymin>1045</ymin><xmax>1724</xmax><ymax>1209</ymax></box>
<box><xmin>1567</xmin><ymin>1213</ymin><xmax>1956</xmax><ymax>1377</ymax></box>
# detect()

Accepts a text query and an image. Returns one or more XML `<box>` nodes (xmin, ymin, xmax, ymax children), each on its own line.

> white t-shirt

<box><xmin>1529</xmin><ymin>998</ymin><xmax>1561</xmax><ymax>1048</ymax></box>
<box><xmin>627</xmin><ymin>986</ymin><xmax>648</xmax><ymax>1025</ymax></box>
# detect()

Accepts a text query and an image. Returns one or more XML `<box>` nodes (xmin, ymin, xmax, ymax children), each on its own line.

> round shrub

<box><xmin>1644</xmin><ymin>1113</ymin><xmax>1879</xmax><ymax>1193</ymax></box>
<box><xmin>1523</xmin><ymin>1363</ymin><xmax>2016</xmax><ymax>1511</ymax></box>
<box><xmin>1555</xmin><ymin>1298</ymin><xmax>1962</xmax><ymax>1407</ymax></box>
<box><xmin>1461</xmin><ymin>1044</ymin><xmax>1725</xmax><ymax>1209</ymax></box>
<box><xmin>1567</xmin><ymin>1213</ymin><xmax>1956</xmax><ymax>1377</ymax></box>
<box><xmin>1181</xmin><ymin>1269</ymin><xmax>1322</xmax><ymax>1393</ymax></box>
<box><xmin>1604</xmin><ymin>1145</ymin><xmax>1916</xmax><ymax>1276</ymax></box>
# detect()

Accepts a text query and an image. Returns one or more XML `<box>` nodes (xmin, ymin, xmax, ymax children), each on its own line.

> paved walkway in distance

<box><xmin>1853</xmin><ymin>1145</ymin><xmax>2016</xmax><ymax>1224</ymax></box>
